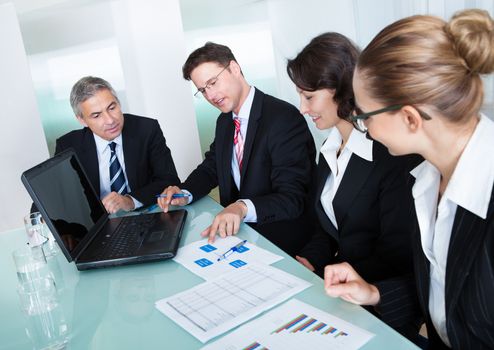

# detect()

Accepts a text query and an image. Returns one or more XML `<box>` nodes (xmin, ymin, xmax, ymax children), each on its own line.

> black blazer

<box><xmin>378</xmin><ymin>180</ymin><xmax>494</xmax><ymax>349</ymax></box>
<box><xmin>299</xmin><ymin>141</ymin><xmax>419</xmax><ymax>282</ymax></box>
<box><xmin>413</xmin><ymin>186</ymin><xmax>494</xmax><ymax>349</ymax></box>
<box><xmin>55</xmin><ymin>114</ymin><xmax>180</xmax><ymax>206</ymax></box>
<box><xmin>182</xmin><ymin>88</ymin><xmax>316</xmax><ymax>256</ymax></box>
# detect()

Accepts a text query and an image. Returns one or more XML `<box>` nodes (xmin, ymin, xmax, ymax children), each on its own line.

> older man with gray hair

<box><xmin>56</xmin><ymin>76</ymin><xmax>180</xmax><ymax>213</ymax></box>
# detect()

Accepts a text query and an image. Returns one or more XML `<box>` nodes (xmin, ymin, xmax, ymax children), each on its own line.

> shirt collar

<box><xmin>320</xmin><ymin>127</ymin><xmax>373</xmax><ymax>162</ymax></box>
<box><xmin>411</xmin><ymin>114</ymin><xmax>494</xmax><ymax>219</ymax></box>
<box><xmin>232</xmin><ymin>86</ymin><xmax>254</xmax><ymax>121</ymax></box>
<box><xmin>346</xmin><ymin>128</ymin><xmax>373</xmax><ymax>162</ymax></box>
<box><xmin>93</xmin><ymin>133</ymin><xmax>123</xmax><ymax>155</ymax></box>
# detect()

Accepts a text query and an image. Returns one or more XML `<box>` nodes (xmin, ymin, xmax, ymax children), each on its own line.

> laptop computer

<box><xmin>21</xmin><ymin>149</ymin><xmax>187</xmax><ymax>270</ymax></box>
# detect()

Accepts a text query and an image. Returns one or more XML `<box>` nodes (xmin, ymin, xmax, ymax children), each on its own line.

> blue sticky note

<box><xmin>199</xmin><ymin>244</ymin><xmax>217</xmax><ymax>253</ymax></box>
<box><xmin>194</xmin><ymin>258</ymin><xmax>213</xmax><ymax>267</ymax></box>
<box><xmin>236</xmin><ymin>245</ymin><xmax>249</xmax><ymax>253</ymax></box>
<box><xmin>229</xmin><ymin>260</ymin><xmax>247</xmax><ymax>268</ymax></box>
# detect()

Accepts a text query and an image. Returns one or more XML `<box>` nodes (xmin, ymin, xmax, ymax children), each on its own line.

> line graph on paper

<box><xmin>155</xmin><ymin>264</ymin><xmax>311</xmax><ymax>342</ymax></box>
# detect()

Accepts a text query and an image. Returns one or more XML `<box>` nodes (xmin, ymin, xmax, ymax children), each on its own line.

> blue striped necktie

<box><xmin>109</xmin><ymin>142</ymin><xmax>128</xmax><ymax>195</ymax></box>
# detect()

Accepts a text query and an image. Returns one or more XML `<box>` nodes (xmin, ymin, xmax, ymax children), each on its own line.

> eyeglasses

<box><xmin>350</xmin><ymin>104</ymin><xmax>432</xmax><ymax>132</ymax></box>
<box><xmin>351</xmin><ymin>105</ymin><xmax>403</xmax><ymax>132</ymax></box>
<box><xmin>194</xmin><ymin>64</ymin><xmax>230</xmax><ymax>98</ymax></box>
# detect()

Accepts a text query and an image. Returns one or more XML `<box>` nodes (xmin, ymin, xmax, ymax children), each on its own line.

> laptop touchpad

<box><xmin>147</xmin><ymin>231</ymin><xmax>165</xmax><ymax>242</ymax></box>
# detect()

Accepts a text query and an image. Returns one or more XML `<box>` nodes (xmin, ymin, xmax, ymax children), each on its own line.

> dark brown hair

<box><xmin>287</xmin><ymin>32</ymin><xmax>360</xmax><ymax>119</ymax></box>
<box><xmin>182</xmin><ymin>42</ymin><xmax>238</xmax><ymax>80</ymax></box>
<box><xmin>357</xmin><ymin>9</ymin><xmax>494</xmax><ymax>123</ymax></box>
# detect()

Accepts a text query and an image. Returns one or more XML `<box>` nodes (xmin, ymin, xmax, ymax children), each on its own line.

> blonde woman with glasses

<box><xmin>325</xmin><ymin>9</ymin><xmax>494</xmax><ymax>349</ymax></box>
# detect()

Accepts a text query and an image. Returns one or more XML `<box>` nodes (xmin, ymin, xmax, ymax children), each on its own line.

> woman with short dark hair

<box><xmin>287</xmin><ymin>32</ymin><xmax>421</xmax><ymax>338</ymax></box>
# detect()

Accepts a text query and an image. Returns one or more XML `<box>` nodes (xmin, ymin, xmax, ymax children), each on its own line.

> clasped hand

<box><xmin>102</xmin><ymin>192</ymin><xmax>134</xmax><ymax>214</ymax></box>
<box><xmin>324</xmin><ymin>262</ymin><xmax>381</xmax><ymax>306</ymax></box>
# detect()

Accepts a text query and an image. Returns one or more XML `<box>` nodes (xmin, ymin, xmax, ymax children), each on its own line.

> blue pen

<box><xmin>155</xmin><ymin>193</ymin><xmax>191</xmax><ymax>198</ymax></box>
<box><xmin>139</xmin><ymin>203</ymin><xmax>158</xmax><ymax>214</ymax></box>
<box><xmin>217</xmin><ymin>240</ymin><xmax>248</xmax><ymax>261</ymax></box>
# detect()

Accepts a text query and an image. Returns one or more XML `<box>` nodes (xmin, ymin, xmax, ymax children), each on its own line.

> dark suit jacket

<box><xmin>55</xmin><ymin>114</ymin><xmax>180</xmax><ymax>206</ymax></box>
<box><xmin>182</xmin><ymin>88</ymin><xmax>316</xmax><ymax>256</ymax></box>
<box><xmin>378</xmin><ymin>180</ymin><xmax>494</xmax><ymax>349</ymax></box>
<box><xmin>414</xmin><ymin>186</ymin><xmax>494</xmax><ymax>349</ymax></box>
<box><xmin>299</xmin><ymin>141</ymin><xmax>419</xmax><ymax>282</ymax></box>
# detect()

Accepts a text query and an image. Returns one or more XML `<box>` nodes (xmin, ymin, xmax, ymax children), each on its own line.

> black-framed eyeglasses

<box><xmin>351</xmin><ymin>104</ymin><xmax>403</xmax><ymax>132</ymax></box>
<box><xmin>194</xmin><ymin>63</ymin><xmax>230</xmax><ymax>98</ymax></box>
<box><xmin>350</xmin><ymin>104</ymin><xmax>431</xmax><ymax>132</ymax></box>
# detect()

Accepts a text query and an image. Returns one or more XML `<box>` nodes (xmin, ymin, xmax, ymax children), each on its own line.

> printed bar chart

<box><xmin>242</xmin><ymin>341</ymin><xmax>269</xmax><ymax>350</ymax></box>
<box><xmin>201</xmin><ymin>299</ymin><xmax>375</xmax><ymax>350</ymax></box>
<box><xmin>272</xmin><ymin>313</ymin><xmax>349</xmax><ymax>337</ymax></box>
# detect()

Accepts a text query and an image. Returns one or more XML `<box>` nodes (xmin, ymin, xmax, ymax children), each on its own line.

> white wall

<box><xmin>0</xmin><ymin>2</ymin><xmax>49</xmax><ymax>231</ymax></box>
<box><xmin>267</xmin><ymin>0</ymin><xmax>494</xmax><ymax>150</ymax></box>
<box><xmin>111</xmin><ymin>0</ymin><xmax>202</xmax><ymax>180</ymax></box>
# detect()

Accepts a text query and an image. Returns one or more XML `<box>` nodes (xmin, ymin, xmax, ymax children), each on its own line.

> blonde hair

<box><xmin>357</xmin><ymin>9</ymin><xmax>494</xmax><ymax>123</ymax></box>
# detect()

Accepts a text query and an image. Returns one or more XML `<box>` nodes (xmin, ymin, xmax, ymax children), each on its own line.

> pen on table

<box><xmin>217</xmin><ymin>240</ymin><xmax>248</xmax><ymax>262</ymax></box>
<box><xmin>139</xmin><ymin>203</ymin><xmax>158</xmax><ymax>214</ymax></box>
<box><xmin>155</xmin><ymin>193</ymin><xmax>191</xmax><ymax>198</ymax></box>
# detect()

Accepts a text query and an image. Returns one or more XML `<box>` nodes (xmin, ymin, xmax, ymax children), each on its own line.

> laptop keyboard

<box><xmin>91</xmin><ymin>214</ymin><xmax>157</xmax><ymax>259</ymax></box>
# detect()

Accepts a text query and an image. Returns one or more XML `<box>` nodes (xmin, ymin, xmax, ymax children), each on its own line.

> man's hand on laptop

<box><xmin>157</xmin><ymin>186</ymin><xmax>189</xmax><ymax>212</ymax></box>
<box><xmin>102</xmin><ymin>192</ymin><xmax>135</xmax><ymax>214</ymax></box>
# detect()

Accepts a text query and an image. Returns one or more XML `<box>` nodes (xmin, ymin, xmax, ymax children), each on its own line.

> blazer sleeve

<box><xmin>251</xmin><ymin>108</ymin><xmax>316</xmax><ymax>224</ymax></box>
<box><xmin>130</xmin><ymin>120</ymin><xmax>180</xmax><ymax>205</ymax></box>
<box><xmin>180</xmin><ymin>139</ymin><xmax>219</xmax><ymax>201</ymax></box>
<box><xmin>374</xmin><ymin>274</ymin><xmax>422</xmax><ymax>333</ymax></box>
<box><xmin>350</xmin><ymin>153</ymin><xmax>419</xmax><ymax>281</ymax></box>
<box><xmin>298</xmin><ymin>223</ymin><xmax>337</xmax><ymax>271</ymax></box>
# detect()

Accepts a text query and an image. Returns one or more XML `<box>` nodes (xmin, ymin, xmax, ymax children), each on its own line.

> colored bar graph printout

<box><xmin>155</xmin><ymin>264</ymin><xmax>311</xmax><ymax>343</ymax></box>
<box><xmin>201</xmin><ymin>299</ymin><xmax>374</xmax><ymax>350</ymax></box>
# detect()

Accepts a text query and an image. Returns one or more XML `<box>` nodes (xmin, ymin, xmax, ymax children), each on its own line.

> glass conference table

<box><xmin>0</xmin><ymin>197</ymin><xmax>418</xmax><ymax>349</ymax></box>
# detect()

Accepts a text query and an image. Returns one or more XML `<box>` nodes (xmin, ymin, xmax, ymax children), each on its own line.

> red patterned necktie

<box><xmin>233</xmin><ymin>117</ymin><xmax>244</xmax><ymax>170</ymax></box>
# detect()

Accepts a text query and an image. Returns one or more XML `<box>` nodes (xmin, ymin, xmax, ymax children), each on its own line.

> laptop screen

<box><xmin>27</xmin><ymin>152</ymin><xmax>106</xmax><ymax>255</ymax></box>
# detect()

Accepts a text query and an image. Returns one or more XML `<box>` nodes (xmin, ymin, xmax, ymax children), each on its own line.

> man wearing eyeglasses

<box><xmin>158</xmin><ymin>42</ymin><xmax>316</xmax><ymax>256</ymax></box>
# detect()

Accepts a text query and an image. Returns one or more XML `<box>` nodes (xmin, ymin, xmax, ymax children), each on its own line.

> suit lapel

<box><xmin>314</xmin><ymin>157</ymin><xmax>339</xmax><ymax>237</ymax></box>
<box><xmin>413</xmin><ymin>217</ymin><xmax>432</xmax><ymax>317</ymax></box>
<box><xmin>445</xmin><ymin>194</ymin><xmax>494</xmax><ymax>319</ymax></box>
<box><xmin>240</xmin><ymin>89</ymin><xmax>263</xmax><ymax>184</ymax></box>
<box><xmin>80</xmin><ymin>129</ymin><xmax>100</xmax><ymax>194</ymax></box>
<box><xmin>332</xmin><ymin>152</ymin><xmax>374</xmax><ymax>228</ymax></box>
<box><xmin>121</xmin><ymin>118</ymin><xmax>138</xmax><ymax>189</ymax></box>
<box><xmin>217</xmin><ymin>114</ymin><xmax>235</xmax><ymax>201</ymax></box>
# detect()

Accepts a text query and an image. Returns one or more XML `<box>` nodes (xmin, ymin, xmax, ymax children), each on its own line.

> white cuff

<box><xmin>181</xmin><ymin>189</ymin><xmax>193</xmax><ymax>204</ymax></box>
<box><xmin>238</xmin><ymin>199</ymin><xmax>257</xmax><ymax>223</ymax></box>
<box><xmin>129</xmin><ymin>195</ymin><xmax>143</xmax><ymax>210</ymax></box>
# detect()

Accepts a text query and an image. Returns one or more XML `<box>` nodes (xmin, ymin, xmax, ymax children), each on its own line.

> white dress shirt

<box><xmin>231</xmin><ymin>86</ymin><xmax>256</xmax><ymax>222</ymax></box>
<box><xmin>183</xmin><ymin>87</ymin><xmax>257</xmax><ymax>222</ymax></box>
<box><xmin>93</xmin><ymin>133</ymin><xmax>143</xmax><ymax>209</ymax></box>
<box><xmin>410</xmin><ymin>114</ymin><xmax>494</xmax><ymax>347</ymax></box>
<box><xmin>319</xmin><ymin>127</ymin><xmax>373</xmax><ymax>229</ymax></box>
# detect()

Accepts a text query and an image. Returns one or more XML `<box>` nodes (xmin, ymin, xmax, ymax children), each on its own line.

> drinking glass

<box><xmin>12</xmin><ymin>245</ymin><xmax>51</xmax><ymax>284</ymax></box>
<box><xmin>18</xmin><ymin>277</ymin><xmax>69</xmax><ymax>349</ymax></box>
<box><xmin>24</xmin><ymin>212</ymin><xmax>47</xmax><ymax>247</ymax></box>
<box><xmin>24</xmin><ymin>212</ymin><xmax>59</xmax><ymax>257</ymax></box>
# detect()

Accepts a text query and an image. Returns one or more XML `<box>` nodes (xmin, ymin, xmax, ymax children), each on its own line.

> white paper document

<box><xmin>201</xmin><ymin>298</ymin><xmax>375</xmax><ymax>350</ymax></box>
<box><xmin>173</xmin><ymin>236</ymin><xmax>283</xmax><ymax>280</ymax></box>
<box><xmin>155</xmin><ymin>264</ymin><xmax>311</xmax><ymax>343</ymax></box>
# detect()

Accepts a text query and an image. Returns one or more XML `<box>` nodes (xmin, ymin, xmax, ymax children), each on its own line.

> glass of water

<box><xmin>24</xmin><ymin>212</ymin><xmax>59</xmax><ymax>257</ymax></box>
<box><xmin>12</xmin><ymin>245</ymin><xmax>51</xmax><ymax>284</ymax></box>
<box><xmin>18</xmin><ymin>277</ymin><xmax>69</xmax><ymax>349</ymax></box>
<box><xmin>24</xmin><ymin>212</ymin><xmax>47</xmax><ymax>247</ymax></box>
